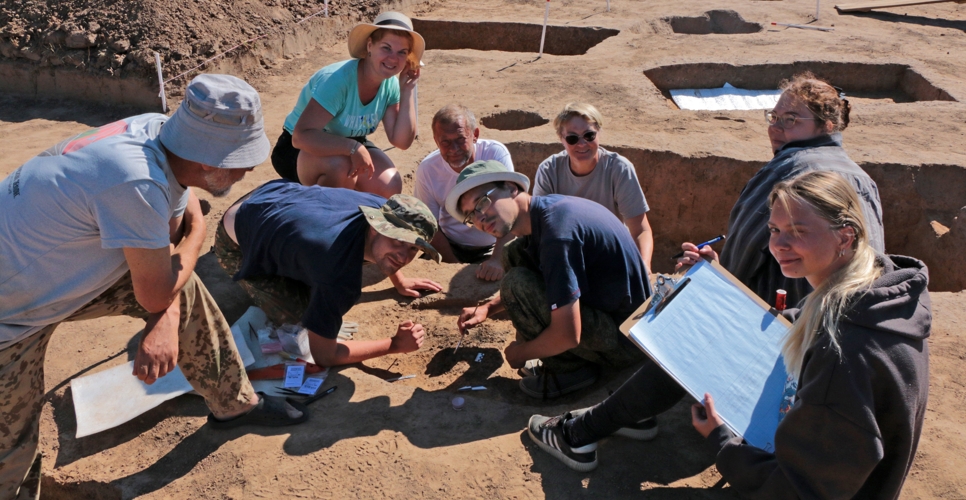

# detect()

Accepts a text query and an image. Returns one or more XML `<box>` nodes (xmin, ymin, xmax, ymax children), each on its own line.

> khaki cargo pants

<box><xmin>0</xmin><ymin>272</ymin><xmax>256</xmax><ymax>498</ymax></box>
<box><xmin>500</xmin><ymin>237</ymin><xmax>645</xmax><ymax>374</ymax></box>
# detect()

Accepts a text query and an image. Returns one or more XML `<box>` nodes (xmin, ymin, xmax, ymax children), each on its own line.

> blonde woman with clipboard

<box><xmin>529</xmin><ymin>172</ymin><xmax>930</xmax><ymax>499</ymax></box>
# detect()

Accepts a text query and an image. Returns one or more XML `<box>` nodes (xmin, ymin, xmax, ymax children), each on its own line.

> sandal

<box><xmin>207</xmin><ymin>392</ymin><xmax>309</xmax><ymax>429</ymax></box>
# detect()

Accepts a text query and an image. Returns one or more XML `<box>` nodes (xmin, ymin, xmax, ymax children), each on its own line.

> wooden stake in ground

<box><xmin>538</xmin><ymin>0</ymin><xmax>550</xmax><ymax>58</ymax></box>
<box><xmin>154</xmin><ymin>52</ymin><xmax>167</xmax><ymax>113</ymax></box>
<box><xmin>835</xmin><ymin>0</ymin><xmax>964</xmax><ymax>12</ymax></box>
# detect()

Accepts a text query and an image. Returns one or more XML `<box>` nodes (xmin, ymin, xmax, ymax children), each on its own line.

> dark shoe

<box><xmin>519</xmin><ymin>364</ymin><xmax>598</xmax><ymax>399</ymax></box>
<box><xmin>614</xmin><ymin>417</ymin><xmax>659</xmax><ymax>440</ymax></box>
<box><xmin>570</xmin><ymin>407</ymin><xmax>659</xmax><ymax>441</ymax></box>
<box><xmin>527</xmin><ymin>413</ymin><xmax>598</xmax><ymax>472</ymax></box>
<box><xmin>208</xmin><ymin>392</ymin><xmax>309</xmax><ymax>429</ymax></box>
<box><xmin>518</xmin><ymin>359</ymin><xmax>543</xmax><ymax>378</ymax></box>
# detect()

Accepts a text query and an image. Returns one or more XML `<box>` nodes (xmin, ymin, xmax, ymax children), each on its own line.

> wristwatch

<box><xmin>349</xmin><ymin>141</ymin><xmax>361</xmax><ymax>156</ymax></box>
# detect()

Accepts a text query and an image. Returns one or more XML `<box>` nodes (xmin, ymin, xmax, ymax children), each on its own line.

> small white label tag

<box><xmin>284</xmin><ymin>365</ymin><xmax>305</xmax><ymax>388</ymax></box>
<box><xmin>297</xmin><ymin>377</ymin><xmax>324</xmax><ymax>395</ymax></box>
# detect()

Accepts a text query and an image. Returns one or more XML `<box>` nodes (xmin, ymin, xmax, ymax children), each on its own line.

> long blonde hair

<box><xmin>769</xmin><ymin>171</ymin><xmax>881</xmax><ymax>378</ymax></box>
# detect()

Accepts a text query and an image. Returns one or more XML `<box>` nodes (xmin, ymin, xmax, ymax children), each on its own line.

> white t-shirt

<box><xmin>0</xmin><ymin>113</ymin><xmax>189</xmax><ymax>348</ymax></box>
<box><xmin>533</xmin><ymin>147</ymin><xmax>649</xmax><ymax>221</ymax></box>
<box><xmin>413</xmin><ymin>139</ymin><xmax>514</xmax><ymax>248</ymax></box>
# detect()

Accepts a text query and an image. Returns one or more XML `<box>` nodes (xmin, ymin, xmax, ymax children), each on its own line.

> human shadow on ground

<box><xmin>53</xmin><ymin>361</ymin><xmax>723</xmax><ymax>496</ymax></box>
<box><xmin>0</xmin><ymin>93</ymin><xmax>141</xmax><ymax>126</ymax></box>
<box><xmin>101</xmin><ymin>370</ymin><xmax>522</xmax><ymax>496</ymax></box>
<box><xmin>847</xmin><ymin>11</ymin><xmax>966</xmax><ymax>32</ymax></box>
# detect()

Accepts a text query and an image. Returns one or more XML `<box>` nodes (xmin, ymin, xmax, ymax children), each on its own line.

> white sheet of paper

<box><xmin>71</xmin><ymin>306</ymin><xmax>270</xmax><ymax>438</ymax></box>
<box><xmin>283</xmin><ymin>365</ymin><xmax>305</xmax><ymax>388</ymax></box>
<box><xmin>297</xmin><ymin>377</ymin><xmax>324</xmax><ymax>395</ymax></box>
<box><xmin>229</xmin><ymin>306</ymin><xmax>268</xmax><ymax>368</ymax></box>
<box><xmin>671</xmin><ymin>83</ymin><xmax>782</xmax><ymax>111</ymax></box>
<box><xmin>624</xmin><ymin>260</ymin><xmax>790</xmax><ymax>451</ymax></box>
<box><xmin>71</xmin><ymin>362</ymin><xmax>194</xmax><ymax>438</ymax></box>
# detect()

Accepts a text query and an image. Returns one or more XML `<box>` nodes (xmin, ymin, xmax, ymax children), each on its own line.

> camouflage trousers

<box><xmin>214</xmin><ymin>222</ymin><xmax>310</xmax><ymax>327</ymax></box>
<box><xmin>0</xmin><ymin>272</ymin><xmax>256</xmax><ymax>499</ymax></box>
<box><xmin>500</xmin><ymin>237</ymin><xmax>644</xmax><ymax>373</ymax></box>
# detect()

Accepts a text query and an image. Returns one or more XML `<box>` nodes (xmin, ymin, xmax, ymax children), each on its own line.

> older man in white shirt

<box><xmin>413</xmin><ymin>104</ymin><xmax>516</xmax><ymax>281</ymax></box>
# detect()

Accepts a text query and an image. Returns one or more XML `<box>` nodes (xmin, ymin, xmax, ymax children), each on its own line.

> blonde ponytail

<box><xmin>769</xmin><ymin>172</ymin><xmax>881</xmax><ymax>378</ymax></box>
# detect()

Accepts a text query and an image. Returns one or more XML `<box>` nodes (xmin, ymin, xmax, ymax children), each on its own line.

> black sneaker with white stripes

<box><xmin>527</xmin><ymin>413</ymin><xmax>598</xmax><ymax>472</ymax></box>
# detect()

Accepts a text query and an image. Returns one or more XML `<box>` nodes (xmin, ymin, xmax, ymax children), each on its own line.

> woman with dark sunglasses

<box><xmin>678</xmin><ymin>72</ymin><xmax>885</xmax><ymax>307</ymax></box>
<box><xmin>533</xmin><ymin>103</ymin><xmax>654</xmax><ymax>271</ymax></box>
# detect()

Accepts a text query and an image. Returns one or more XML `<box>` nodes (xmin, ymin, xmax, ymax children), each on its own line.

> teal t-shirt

<box><xmin>282</xmin><ymin>59</ymin><xmax>401</xmax><ymax>138</ymax></box>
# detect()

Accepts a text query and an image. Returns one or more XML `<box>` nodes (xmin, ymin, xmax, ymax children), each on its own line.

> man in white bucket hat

<box><xmin>0</xmin><ymin>74</ymin><xmax>305</xmax><ymax>498</ymax></box>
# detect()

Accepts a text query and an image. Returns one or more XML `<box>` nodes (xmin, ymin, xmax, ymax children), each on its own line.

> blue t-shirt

<box><xmin>526</xmin><ymin>195</ymin><xmax>650</xmax><ymax>322</ymax></box>
<box><xmin>233</xmin><ymin>181</ymin><xmax>385</xmax><ymax>339</ymax></box>
<box><xmin>282</xmin><ymin>59</ymin><xmax>401</xmax><ymax>137</ymax></box>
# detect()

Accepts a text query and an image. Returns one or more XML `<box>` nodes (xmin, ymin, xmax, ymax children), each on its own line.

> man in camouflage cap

<box><xmin>217</xmin><ymin>180</ymin><xmax>442</xmax><ymax>366</ymax></box>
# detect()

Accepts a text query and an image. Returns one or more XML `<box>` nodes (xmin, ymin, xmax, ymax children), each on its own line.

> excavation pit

<box><xmin>663</xmin><ymin>10</ymin><xmax>762</xmax><ymax>35</ymax></box>
<box><xmin>644</xmin><ymin>61</ymin><xmax>957</xmax><ymax>103</ymax></box>
<box><xmin>505</xmin><ymin>141</ymin><xmax>966</xmax><ymax>292</ymax></box>
<box><xmin>480</xmin><ymin>110</ymin><xmax>549</xmax><ymax>131</ymax></box>
<box><xmin>412</xmin><ymin>19</ymin><xmax>620</xmax><ymax>55</ymax></box>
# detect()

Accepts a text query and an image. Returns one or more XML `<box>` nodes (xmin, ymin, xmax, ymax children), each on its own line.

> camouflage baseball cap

<box><xmin>359</xmin><ymin>194</ymin><xmax>441</xmax><ymax>263</ymax></box>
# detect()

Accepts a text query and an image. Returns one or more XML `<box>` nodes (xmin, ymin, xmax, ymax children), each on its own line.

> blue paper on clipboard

<box><xmin>622</xmin><ymin>260</ymin><xmax>791</xmax><ymax>451</ymax></box>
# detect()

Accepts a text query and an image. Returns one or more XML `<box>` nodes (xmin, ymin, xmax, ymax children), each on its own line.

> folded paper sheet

<box><xmin>670</xmin><ymin>83</ymin><xmax>782</xmax><ymax>111</ymax></box>
<box><xmin>72</xmin><ymin>306</ymin><xmax>263</xmax><ymax>438</ymax></box>
<box><xmin>622</xmin><ymin>260</ymin><xmax>791</xmax><ymax>451</ymax></box>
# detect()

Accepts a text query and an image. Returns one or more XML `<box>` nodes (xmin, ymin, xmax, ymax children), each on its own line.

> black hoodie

<box><xmin>707</xmin><ymin>255</ymin><xmax>931</xmax><ymax>499</ymax></box>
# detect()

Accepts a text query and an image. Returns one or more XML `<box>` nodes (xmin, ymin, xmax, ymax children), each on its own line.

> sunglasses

<box><xmin>564</xmin><ymin>130</ymin><xmax>598</xmax><ymax>145</ymax></box>
<box><xmin>462</xmin><ymin>187</ymin><xmax>499</xmax><ymax>226</ymax></box>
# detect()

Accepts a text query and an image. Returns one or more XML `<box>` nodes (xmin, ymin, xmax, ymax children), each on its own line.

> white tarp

<box><xmin>71</xmin><ymin>306</ymin><xmax>263</xmax><ymax>438</ymax></box>
<box><xmin>671</xmin><ymin>83</ymin><xmax>782</xmax><ymax>111</ymax></box>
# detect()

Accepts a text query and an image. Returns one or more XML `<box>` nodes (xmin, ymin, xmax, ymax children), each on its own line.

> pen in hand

<box><xmin>671</xmin><ymin>234</ymin><xmax>727</xmax><ymax>260</ymax></box>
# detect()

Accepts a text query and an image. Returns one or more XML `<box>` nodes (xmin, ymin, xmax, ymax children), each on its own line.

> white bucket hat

<box><xmin>159</xmin><ymin>74</ymin><xmax>270</xmax><ymax>169</ymax></box>
<box><xmin>347</xmin><ymin>12</ymin><xmax>425</xmax><ymax>65</ymax></box>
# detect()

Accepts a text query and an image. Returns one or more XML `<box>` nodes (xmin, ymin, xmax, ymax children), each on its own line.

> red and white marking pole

<box><xmin>538</xmin><ymin>0</ymin><xmax>550</xmax><ymax>57</ymax></box>
<box><xmin>324</xmin><ymin>0</ymin><xmax>329</xmax><ymax>17</ymax></box>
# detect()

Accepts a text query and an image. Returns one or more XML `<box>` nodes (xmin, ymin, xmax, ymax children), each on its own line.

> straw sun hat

<box><xmin>347</xmin><ymin>12</ymin><xmax>425</xmax><ymax>65</ymax></box>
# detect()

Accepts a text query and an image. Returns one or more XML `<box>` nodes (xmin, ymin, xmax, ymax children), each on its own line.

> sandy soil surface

<box><xmin>1</xmin><ymin>0</ymin><xmax>966</xmax><ymax>497</ymax></box>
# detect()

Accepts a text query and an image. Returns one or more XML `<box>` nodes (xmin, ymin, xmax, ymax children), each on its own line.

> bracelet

<box><xmin>349</xmin><ymin>141</ymin><xmax>361</xmax><ymax>156</ymax></box>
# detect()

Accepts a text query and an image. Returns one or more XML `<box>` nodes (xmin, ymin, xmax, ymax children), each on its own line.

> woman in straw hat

<box><xmin>271</xmin><ymin>12</ymin><xmax>425</xmax><ymax>198</ymax></box>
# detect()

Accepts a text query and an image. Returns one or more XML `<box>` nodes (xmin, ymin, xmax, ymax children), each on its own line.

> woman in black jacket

<box><xmin>529</xmin><ymin>171</ymin><xmax>930</xmax><ymax>499</ymax></box>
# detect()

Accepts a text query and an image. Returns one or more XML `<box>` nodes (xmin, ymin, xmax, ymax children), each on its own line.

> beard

<box><xmin>202</xmin><ymin>169</ymin><xmax>236</xmax><ymax>198</ymax></box>
<box><xmin>446</xmin><ymin>153</ymin><xmax>472</xmax><ymax>171</ymax></box>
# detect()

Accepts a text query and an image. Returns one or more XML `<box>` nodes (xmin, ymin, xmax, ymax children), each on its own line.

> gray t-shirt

<box><xmin>0</xmin><ymin>113</ymin><xmax>188</xmax><ymax>348</ymax></box>
<box><xmin>532</xmin><ymin>146</ymin><xmax>649</xmax><ymax>221</ymax></box>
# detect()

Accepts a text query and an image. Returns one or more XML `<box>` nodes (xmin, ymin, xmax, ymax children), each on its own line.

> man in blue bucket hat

<box><xmin>0</xmin><ymin>74</ymin><xmax>306</xmax><ymax>499</ymax></box>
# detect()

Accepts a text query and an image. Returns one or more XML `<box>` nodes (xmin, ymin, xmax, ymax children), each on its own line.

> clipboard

<box><xmin>620</xmin><ymin>259</ymin><xmax>793</xmax><ymax>452</ymax></box>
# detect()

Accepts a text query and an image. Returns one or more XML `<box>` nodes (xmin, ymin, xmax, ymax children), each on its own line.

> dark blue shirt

<box><xmin>234</xmin><ymin>180</ymin><xmax>385</xmax><ymax>339</ymax></box>
<box><xmin>527</xmin><ymin>195</ymin><xmax>650</xmax><ymax>322</ymax></box>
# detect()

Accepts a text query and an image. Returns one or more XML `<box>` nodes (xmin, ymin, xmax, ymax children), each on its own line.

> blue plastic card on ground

<box><xmin>621</xmin><ymin>260</ymin><xmax>791</xmax><ymax>451</ymax></box>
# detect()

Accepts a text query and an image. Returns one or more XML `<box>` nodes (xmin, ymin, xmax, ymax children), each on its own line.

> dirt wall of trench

<box><xmin>506</xmin><ymin>141</ymin><xmax>966</xmax><ymax>291</ymax></box>
<box><xmin>0</xmin><ymin>0</ymin><xmax>426</xmax><ymax>109</ymax></box>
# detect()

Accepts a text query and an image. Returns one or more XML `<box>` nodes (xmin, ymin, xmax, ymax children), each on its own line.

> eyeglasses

<box><xmin>462</xmin><ymin>187</ymin><xmax>498</xmax><ymax>226</ymax></box>
<box><xmin>765</xmin><ymin>111</ymin><xmax>817</xmax><ymax>129</ymax></box>
<box><xmin>564</xmin><ymin>130</ymin><xmax>598</xmax><ymax>145</ymax></box>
